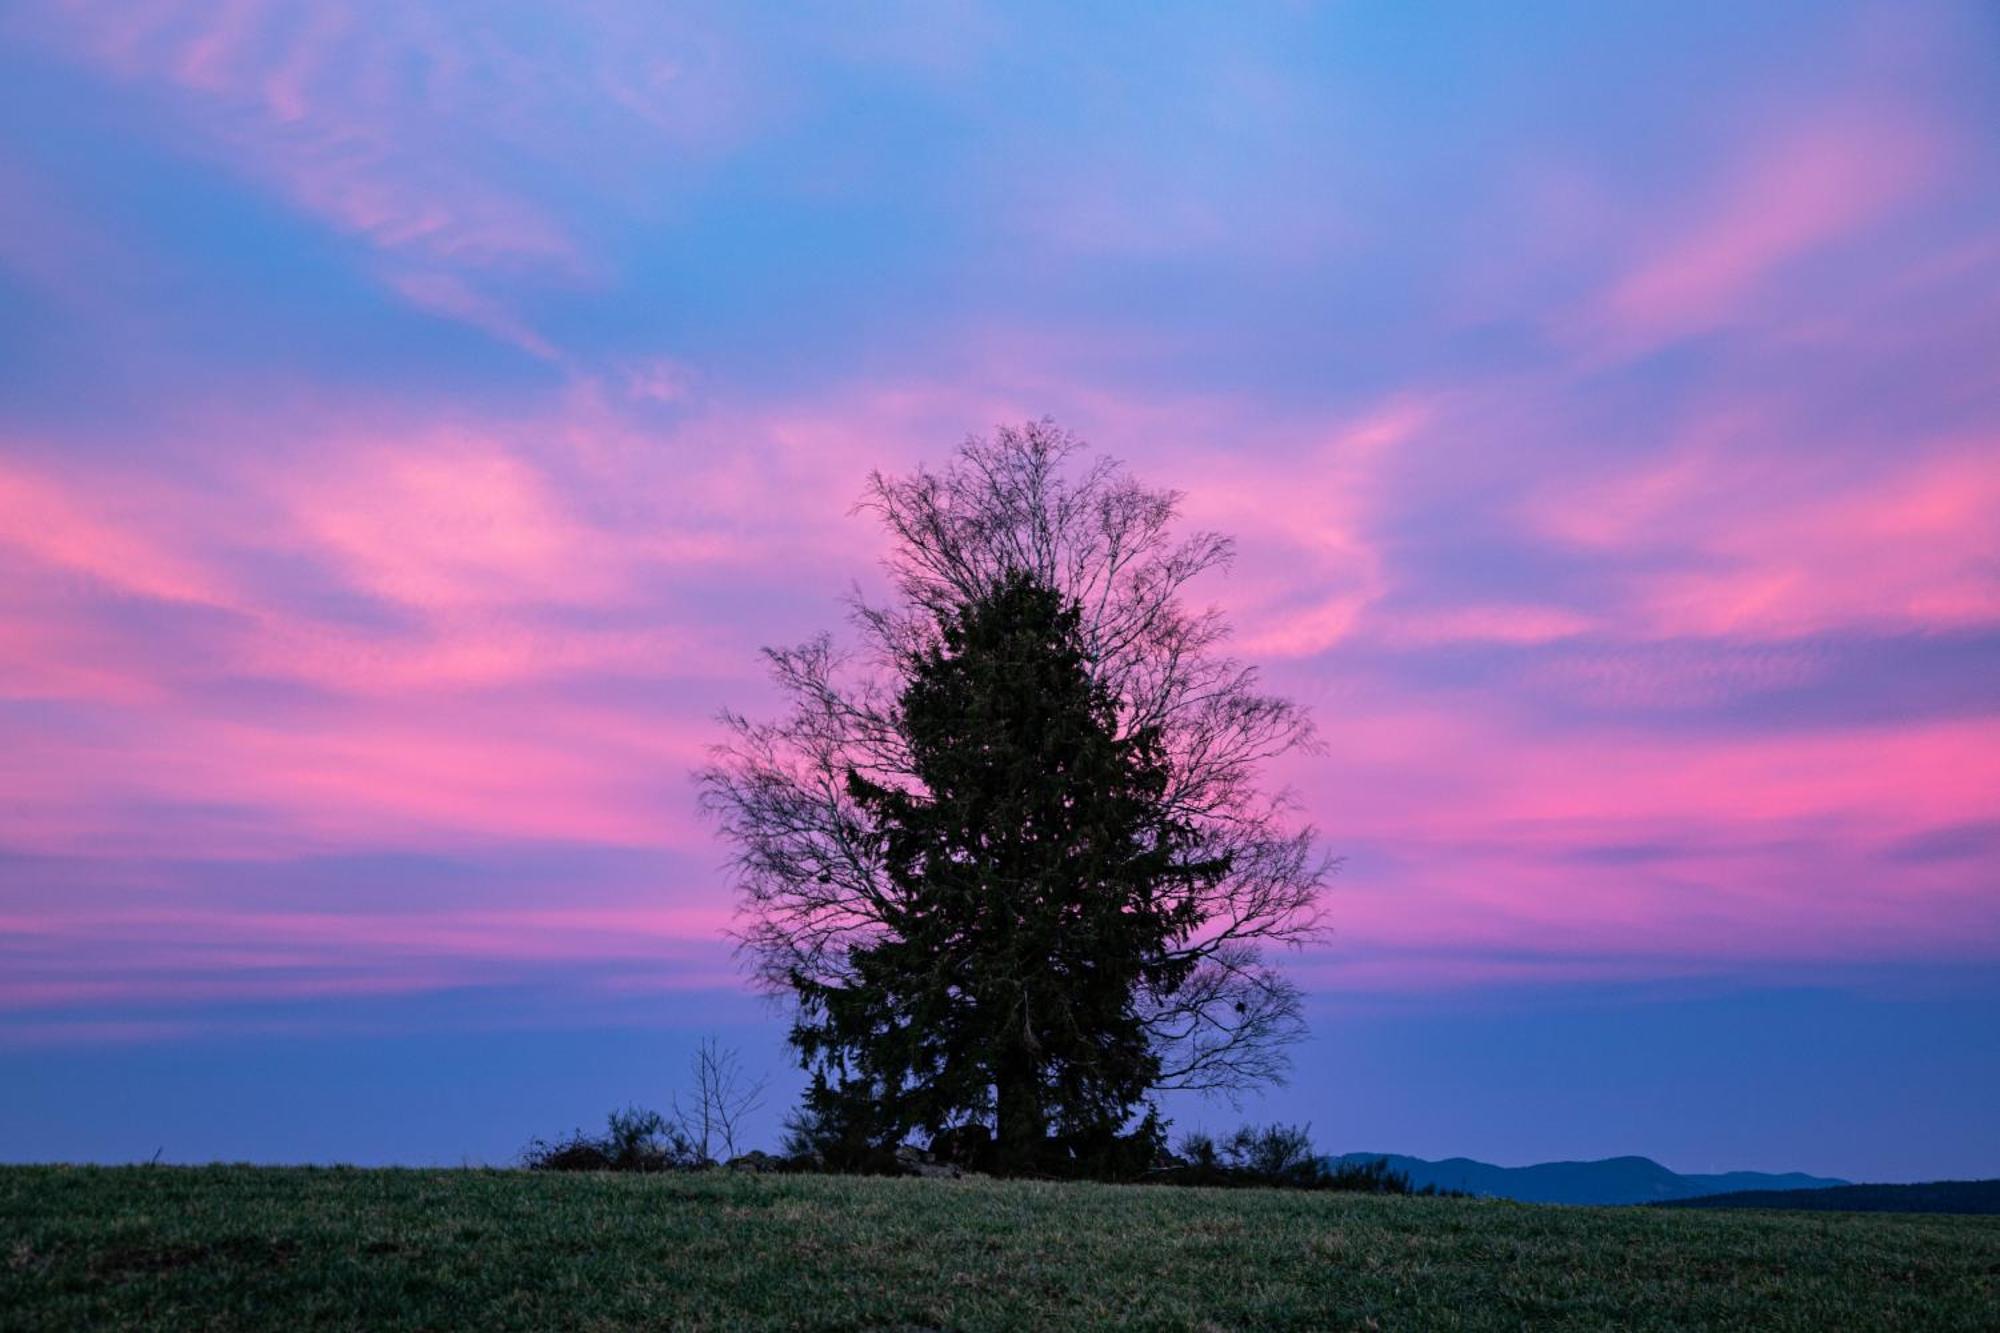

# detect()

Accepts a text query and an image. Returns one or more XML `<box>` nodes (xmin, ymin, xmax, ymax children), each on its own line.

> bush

<box><xmin>1176</xmin><ymin>1129</ymin><xmax>1220</xmax><ymax>1172</ymax></box>
<box><xmin>1222</xmin><ymin>1123</ymin><xmax>1321</xmax><ymax>1187</ymax></box>
<box><xmin>1159</xmin><ymin>1123</ymin><xmax>1434</xmax><ymax>1194</ymax></box>
<box><xmin>523</xmin><ymin>1105</ymin><xmax>703</xmax><ymax>1173</ymax></box>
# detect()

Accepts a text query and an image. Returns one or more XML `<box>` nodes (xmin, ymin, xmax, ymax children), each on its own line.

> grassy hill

<box><xmin>4</xmin><ymin>1166</ymin><xmax>1996</xmax><ymax>1331</ymax></box>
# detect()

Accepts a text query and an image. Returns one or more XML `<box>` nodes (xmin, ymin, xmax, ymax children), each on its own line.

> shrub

<box><xmin>1222</xmin><ymin>1122</ymin><xmax>1321</xmax><ymax>1187</ymax></box>
<box><xmin>523</xmin><ymin>1105</ymin><xmax>702</xmax><ymax>1173</ymax></box>
<box><xmin>1176</xmin><ymin>1129</ymin><xmax>1220</xmax><ymax>1171</ymax></box>
<box><xmin>521</xmin><ymin>1131</ymin><xmax>615</xmax><ymax>1173</ymax></box>
<box><xmin>1159</xmin><ymin>1124</ymin><xmax>1433</xmax><ymax>1194</ymax></box>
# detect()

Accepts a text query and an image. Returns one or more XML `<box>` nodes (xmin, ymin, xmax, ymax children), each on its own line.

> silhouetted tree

<box><xmin>671</xmin><ymin>1037</ymin><xmax>767</xmax><ymax>1163</ymax></box>
<box><xmin>700</xmin><ymin>421</ymin><xmax>1329</xmax><ymax>1172</ymax></box>
<box><xmin>794</xmin><ymin>572</ymin><xmax>1231</xmax><ymax>1172</ymax></box>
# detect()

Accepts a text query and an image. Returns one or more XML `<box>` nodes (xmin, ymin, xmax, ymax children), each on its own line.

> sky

<box><xmin>1</xmin><ymin>1</ymin><xmax>1996</xmax><ymax>1182</ymax></box>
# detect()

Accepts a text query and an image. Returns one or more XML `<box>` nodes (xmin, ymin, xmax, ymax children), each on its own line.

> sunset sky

<box><xmin>2</xmin><ymin>1</ymin><xmax>1996</xmax><ymax>1180</ymax></box>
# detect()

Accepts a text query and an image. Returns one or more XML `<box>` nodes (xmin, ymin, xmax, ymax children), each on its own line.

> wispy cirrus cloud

<box><xmin>1527</xmin><ymin>430</ymin><xmax>2000</xmax><ymax>640</ymax></box>
<box><xmin>1588</xmin><ymin>114</ymin><xmax>1948</xmax><ymax>351</ymax></box>
<box><xmin>4</xmin><ymin>0</ymin><xmax>769</xmax><ymax>360</ymax></box>
<box><xmin>17</xmin><ymin>1</ymin><xmax>585</xmax><ymax>264</ymax></box>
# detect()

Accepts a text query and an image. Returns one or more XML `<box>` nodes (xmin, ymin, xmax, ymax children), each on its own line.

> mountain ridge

<box><xmin>1328</xmin><ymin>1152</ymin><xmax>1848</xmax><ymax>1205</ymax></box>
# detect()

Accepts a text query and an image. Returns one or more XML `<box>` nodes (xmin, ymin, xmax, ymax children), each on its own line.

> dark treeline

<box><xmin>1658</xmin><ymin>1180</ymin><xmax>2000</xmax><ymax>1216</ymax></box>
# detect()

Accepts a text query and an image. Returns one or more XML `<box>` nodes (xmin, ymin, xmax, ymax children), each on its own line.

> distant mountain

<box><xmin>1663</xmin><ymin>1179</ymin><xmax>2000</xmax><ymax>1215</ymax></box>
<box><xmin>1327</xmin><ymin>1153</ymin><xmax>1847</xmax><ymax>1206</ymax></box>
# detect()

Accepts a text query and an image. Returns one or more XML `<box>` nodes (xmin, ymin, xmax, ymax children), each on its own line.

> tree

<box><xmin>795</xmin><ymin>572</ymin><xmax>1224</xmax><ymax>1173</ymax></box>
<box><xmin>700</xmin><ymin>421</ymin><xmax>1329</xmax><ymax>1172</ymax></box>
<box><xmin>671</xmin><ymin>1037</ymin><xmax>767</xmax><ymax>1163</ymax></box>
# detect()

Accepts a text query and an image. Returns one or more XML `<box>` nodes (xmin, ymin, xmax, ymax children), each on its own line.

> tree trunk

<box><xmin>994</xmin><ymin>1053</ymin><xmax>1045</xmax><ymax>1175</ymax></box>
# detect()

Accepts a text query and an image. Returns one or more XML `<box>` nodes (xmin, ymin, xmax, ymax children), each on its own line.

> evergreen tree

<box><xmin>791</xmin><ymin>572</ymin><xmax>1224</xmax><ymax>1173</ymax></box>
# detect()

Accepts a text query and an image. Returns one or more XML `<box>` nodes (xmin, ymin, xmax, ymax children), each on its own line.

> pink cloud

<box><xmin>1530</xmin><ymin>433</ymin><xmax>2000</xmax><ymax>640</ymax></box>
<box><xmin>1175</xmin><ymin>399</ymin><xmax>1435</xmax><ymax>659</ymax></box>
<box><xmin>170</xmin><ymin>0</ymin><xmax>266</xmax><ymax>95</ymax></box>
<box><xmin>1317</xmin><ymin>706</ymin><xmax>2000</xmax><ymax>837</ymax></box>
<box><xmin>0</xmin><ymin>690</ymin><xmax>720</xmax><ymax>860</ymax></box>
<box><xmin>268</xmin><ymin>433</ymin><xmax>626</xmax><ymax>612</ymax></box>
<box><xmin>0</xmin><ymin>377</ymin><xmax>928</xmax><ymax>722</ymax></box>
<box><xmin>0</xmin><ymin>381</ymin><xmax>972</xmax><ymax>879</ymax></box>
<box><xmin>1589</xmin><ymin>113</ymin><xmax>1947</xmax><ymax>349</ymax></box>
<box><xmin>0</xmin><ymin>457</ymin><xmax>235</xmax><ymax>606</ymax></box>
<box><xmin>0</xmin><ymin>899</ymin><xmax>743</xmax><ymax>1022</ymax></box>
<box><xmin>1371</xmin><ymin>604</ymin><xmax>1595</xmax><ymax>648</ymax></box>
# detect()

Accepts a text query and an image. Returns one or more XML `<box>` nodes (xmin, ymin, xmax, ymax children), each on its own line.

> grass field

<box><xmin>4</xmin><ymin>1167</ymin><xmax>1995</xmax><ymax>1330</ymax></box>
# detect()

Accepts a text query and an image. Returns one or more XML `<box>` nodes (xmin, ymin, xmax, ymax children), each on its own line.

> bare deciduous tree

<box><xmin>671</xmin><ymin>1037</ymin><xmax>768</xmax><ymax>1162</ymax></box>
<box><xmin>699</xmin><ymin>421</ymin><xmax>1330</xmax><ymax>1109</ymax></box>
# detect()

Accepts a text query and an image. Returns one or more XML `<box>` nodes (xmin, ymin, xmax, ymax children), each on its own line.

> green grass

<box><xmin>3</xmin><ymin>1167</ymin><xmax>1995</xmax><ymax>1331</ymax></box>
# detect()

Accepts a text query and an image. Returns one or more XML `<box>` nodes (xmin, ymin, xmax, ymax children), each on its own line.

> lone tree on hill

<box><xmin>699</xmin><ymin>421</ymin><xmax>1329</xmax><ymax>1175</ymax></box>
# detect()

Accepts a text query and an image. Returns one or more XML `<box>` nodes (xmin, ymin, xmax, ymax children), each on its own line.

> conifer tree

<box><xmin>793</xmin><ymin>572</ymin><xmax>1225</xmax><ymax>1172</ymax></box>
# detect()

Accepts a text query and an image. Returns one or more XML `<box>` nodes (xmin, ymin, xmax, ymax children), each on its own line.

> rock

<box><xmin>725</xmin><ymin>1151</ymin><xmax>780</xmax><ymax>1173</ymax></box>
<box><xmin>893</xmin><ymin>1145</ymin><xmax>962</xmax><ymax>1179</ymax></box>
